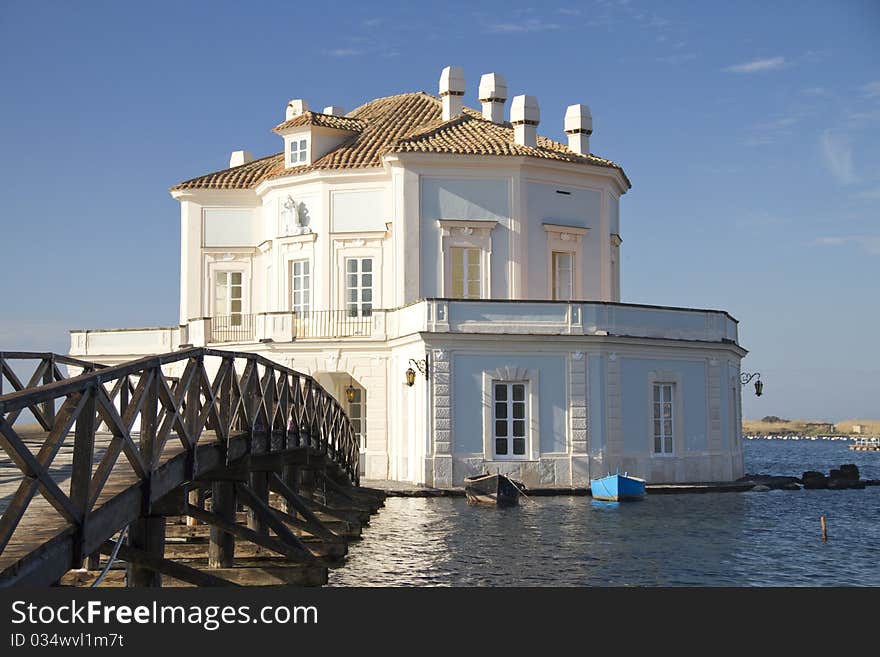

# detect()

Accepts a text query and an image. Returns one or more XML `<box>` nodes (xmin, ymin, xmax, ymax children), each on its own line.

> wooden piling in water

<box><xmin>209</xmin><ymin>481</ymin><xmax>236</xmax><ymax>568</ymax></box>
<box><xmin>247</xmin><ymin>471</ymin><xmax>270</xmax><ymax>534</ymax></box>
<box><xmin>821</xmin><ymin>515</ymin><xmax>827</xmax><ymax>541</ymax></box>
<box><xmin>126</xmin><ymin>515</ymin><xmax>166</xmax><ymax>587</ymax></box>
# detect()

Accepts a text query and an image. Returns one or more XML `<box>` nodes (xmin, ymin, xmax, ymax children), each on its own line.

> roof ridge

<box><xmin>172</xmin><ymin>90</ymin><xmax>631</xmax><ymax>191</ymax></box>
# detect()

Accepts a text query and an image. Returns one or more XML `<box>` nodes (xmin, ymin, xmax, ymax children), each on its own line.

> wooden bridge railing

<box><xmin>0</xmin><ymin>347</ymin><xmax>359</xmax><ymax>582</ymax></box>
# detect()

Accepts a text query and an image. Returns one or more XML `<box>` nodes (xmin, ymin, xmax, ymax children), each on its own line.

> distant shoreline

<box><xmin>743</xmin><ymin>417</ymin><xmax>880</xmax><ymax>438</ymax></box>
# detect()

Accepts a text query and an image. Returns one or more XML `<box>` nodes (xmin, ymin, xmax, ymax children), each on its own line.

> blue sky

<box><xmin>0</xmin><ymin>0</ymin><xmax>878</xmax><ymax>421</ymax></box>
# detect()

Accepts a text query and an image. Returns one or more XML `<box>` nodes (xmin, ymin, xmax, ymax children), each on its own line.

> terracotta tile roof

<box><xmin>171</xmin><ymin>92</ymin><xmax>630</xmax><ymax>191</ymax></box>
<box><xmin>272</xmin><ymin>111</ymin><xmax>365</xmax><ymax>134</ymax></box>
<box><xmin>394</xmin><ymin>108</ymin><xmax>627</xmax><ymax>175</ymax></box>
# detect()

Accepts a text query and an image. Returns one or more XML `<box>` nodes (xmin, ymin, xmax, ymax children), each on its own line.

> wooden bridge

<box><xmin>0</xmin><ymin>348</ymin><xmax>384</xmax><ymax>587</ymax></box>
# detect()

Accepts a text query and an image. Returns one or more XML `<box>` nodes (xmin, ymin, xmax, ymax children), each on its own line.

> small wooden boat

<box><xmin>590</xmin><ymin>472</ymin><xmax>646</xmax><ymax>502</ymax></box>
<box><xmin>464</xmin><ymin>473</ymin><xmax>523</xmax><ymax>507</ymax></box>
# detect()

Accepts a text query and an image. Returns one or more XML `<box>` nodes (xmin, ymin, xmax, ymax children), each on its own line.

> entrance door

<box><xmin>347</xmin><ymin>385</ymin><xmax>366</xmax><ymax>476</ymax></box>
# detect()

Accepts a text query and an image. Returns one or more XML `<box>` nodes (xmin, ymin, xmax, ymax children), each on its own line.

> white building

<box><xmin>71</xmin><ymin>67</ymin><xmax>747</xmax><ymax>488</ymax></box>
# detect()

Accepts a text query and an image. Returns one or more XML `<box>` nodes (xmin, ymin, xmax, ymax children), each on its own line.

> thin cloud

<box><xmin>821</xmin><ymin>130</ymin><xmax>856</xmax><ymax>184</ymax></box>
<box><xmin>655</xmin><ymin>52</ymin><xmax>697</xmax><ymax>65</ymax></box>
<box><xmin>486</xmin><ymin>19</ymin><xmax>562</xmax><ymax>33</ymax></box>
<box><xmin>324</xmin><ymin>48</ymin><xmax>362</xmax><ymax>57</ymax></box>
<box><xmin>723</xmin><ymin>56</ymin><xmax>786</xmax><ymax>74</ymax></box>
<box><xmin>812</xmin><ymin>235</ymin><xmax>880</xmax><ymax>255</ymax></box>
<box><xmin>856</xmin><ymin>187</ymin><xmax>880</xmax><ymax>200</ymax></box>
<box><xmin>743</xmin><ymin>114</ymin><xmax>801</xmax><ymax>146</ymax></box>
<box><xmin>861</xmin><ymin>81</ymin><xmax>880</xmax><ymax>98</ymax></box>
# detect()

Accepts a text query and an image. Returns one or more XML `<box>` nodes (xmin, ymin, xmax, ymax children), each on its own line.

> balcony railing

<box><xmin>211</xmin><ymin>313</ymin><xmax>255</xmax><ymax>343</ymax></box>
<box><xmin>71</xmin><ymin>299</ymin><xmax>740</xmax><ymax>357</ymax></box>
<box><xmin>293</xmin><ymin>310</ymin><xmax>373</xmax><ymax>339</ymax></box>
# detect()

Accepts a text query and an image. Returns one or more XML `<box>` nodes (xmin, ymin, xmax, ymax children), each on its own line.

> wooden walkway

<box><xmin>0</xmin><ymin>349</ymin><xmax>382</xmax><ymax>587</ymax></box>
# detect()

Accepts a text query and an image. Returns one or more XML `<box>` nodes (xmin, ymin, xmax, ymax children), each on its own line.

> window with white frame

<box><xmin>543</xmin><ymin>224</ymin><xmax>587</xmax><ymax>301</ymax></box>
<box><xmin>552</xmin><ymin>251</ymin><xmax>574</xmax><ymax>301</ymax></box>
<box><xmin>450</xmin><ymin>247</ymin><xmax>483</xmax><ymax>299</ymax></box>
<box><xmin>345</xmin><ymin>257</ymin><xmax>373</xmax><ymax>317</ymax></box>
<box><xmin>438</xmin><ymin>220</ymin><xmax>496</xmax><ymax>299</ymax></box>
<box><xmin>493</xmin><ymin>381</ymin><xmax>528</xmax><ymax>458</ymax></box>
<box><xmin>348</xmin><ymin>387</ymin><xmax>366</xmax><ymax>451</ymax></box>
<box><xmin>652</xmin><ymin>383</ymin><xmax>674</xmax><ymax>454</ymax></box>
<box><xmin>289</xmin><ymin>138</ymin><xmax>308</xmax><ymax>165</ymax></box>
<box><xmin>214</xmin><ymin>271</ymin><xmax>243</xmax><ymax>325</ymax></box>
<box><xmin>290</xmin><ymin>260</ymin><xmax>310</xmax><ymax>314</ymax></box>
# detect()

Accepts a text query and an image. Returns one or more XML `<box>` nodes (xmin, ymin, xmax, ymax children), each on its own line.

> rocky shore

<box><xmin>738</xmin><ymin>463</ymin><xmax>878</xmax><ymax>491</ymax></box>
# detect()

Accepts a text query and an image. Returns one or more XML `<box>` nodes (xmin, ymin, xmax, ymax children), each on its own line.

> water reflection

<box><xmin>329</xmin><ymin>441</ymin><xmax>880</xmax><ymax>586</ymax></box>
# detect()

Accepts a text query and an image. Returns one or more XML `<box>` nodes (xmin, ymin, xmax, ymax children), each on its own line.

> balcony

<box><xmin>292</xmin><ymin>310</ymin><xmax>373</xmax><ymax>339</ymax></box>
<box><xmin>206</xmin><ymin>310</ymin><xmax>375</xmax><ymax>343</ymax></box>
<box><xmin>211</xmin><ymin>313</ymin><xmax>256</xmax><ymax>343</ymax></box>
<box><xmin>70</xmin><ymin>299</ymin><xmax>740</xmax><ymax>359</ymax></box>
<box><xmin>417</xmin><ymin>299</ymin><xmax>739</xmax><ymax>343</ymax></box>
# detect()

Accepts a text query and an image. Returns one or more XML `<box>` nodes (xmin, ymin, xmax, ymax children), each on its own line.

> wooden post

<box><xmin>247</xmin><ymin>470</ymin><xmax>269</xmax><ymax>534</ymax></box>
<box><xmin>186</xmin><ymin>488</ymin><xmax>202</xmax><ymax>527</ymax></box>
<box><xmin>140</xmin><ymin>370</ymin><xmax>159</xmax><ymax>476</ymax></box>
<box><xmin>185</xmin><ymin>364</ymin><xmax>202</xmax><ymax>528</ymax></box>
<box><xmin>42</xmin><ymin>356</ymin><xmax>55</xmax><ymax>430</ymax></box>
<box><xmin>209</xmin><ymin>481</ymin><xmax>236</xmax><ymax>567</ymax></box>
<box><xmin>821</xmin><ymin>515</ymin><xmax>827</xmax><ymax>541</ymax></box>
<box><xmin>126</xmin><ymin>515</ymin><xmax>166</xmax><ymax>587</ymax></box>
<box><xmin>281</xmin><ymin>465</ymin><xmax>301</xmax><ymax>516</ymax></box>
<box><xmin>69</xmin><ymin>387</ymin><xmax>96</xmax><ymax>567</ymax></box>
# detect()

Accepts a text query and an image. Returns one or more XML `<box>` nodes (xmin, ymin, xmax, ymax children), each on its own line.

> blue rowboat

<box><xmin>590</xmin><ymin>472</ymin><xmax>646</xmax><ymax>502</ymax></box>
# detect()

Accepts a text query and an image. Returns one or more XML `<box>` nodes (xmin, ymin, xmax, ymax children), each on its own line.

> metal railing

<box><xmin>293</xmin><ymin>310</ymin><xmax>373</xmax><ymax>339</ymax></box>
<box><xmin>211</xmin><ymin>313</ymin><xmax>255</xmax><ymax>343</ymax></box>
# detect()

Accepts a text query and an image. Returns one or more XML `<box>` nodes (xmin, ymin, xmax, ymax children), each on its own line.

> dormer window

<box><xmin>289</xmin><ymin>138</ymin><xmax>308</xmax><ymax>165</ymax></box>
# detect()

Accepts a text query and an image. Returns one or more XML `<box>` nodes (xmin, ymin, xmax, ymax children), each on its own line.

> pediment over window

<box><xmin>437</xmin><ymin>219</ymin><xmax>498</xmax><ymax>238</ymax></box>
<box><xmin>542</xmin><ymin>222</ymin><xmax>589</xmax><ymax>243</ymax></box>
<box><xmin>487</xmin><ymin>366</ymin><xmax>533</xmax><ymax>381</ymax></box>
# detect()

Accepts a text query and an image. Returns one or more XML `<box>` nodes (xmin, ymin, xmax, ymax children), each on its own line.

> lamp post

<box><xmin>740</xmin><ymin>372</ymin><xmax>763</xmax><ymax>397</ymax></box>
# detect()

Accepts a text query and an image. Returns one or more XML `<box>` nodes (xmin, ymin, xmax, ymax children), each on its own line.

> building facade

<box><xmin>70</xmin><ymin>67</ymin><xmax>747</xmax><ymax>487</ymax></box>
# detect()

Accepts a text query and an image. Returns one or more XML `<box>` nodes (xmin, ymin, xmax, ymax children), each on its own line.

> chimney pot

<box><xmin>564</xmin><ymin>104</ymin><xmax>593</xmax><ymax>155</ymax></box>
<box><xmin>285</xmin><ymin>99</ymin><xmax>310</xmax><ymax>120</ymax></box>
<box><xmin>510</xmin><ymin>95</ymin><xmax>540</xmax><ymax>147</ymax></box>
<box><xmin>439</xmin><ymin>66</ymin><xmax>465</xmax><ymax>121</ymax></box>
<box><xmin>229</xmin><ymin>150</ymin><xmax>253</xmax><ymax>168</ymax></box>
<box><xmin>323</xmin><ymin>105</ymin><xmax>346</xmax><ymax>116</ymax></box>
<box><xmin>478</xmin><ymin>73</ymin><xmax>507</xmax><ymax>123</ymax></box>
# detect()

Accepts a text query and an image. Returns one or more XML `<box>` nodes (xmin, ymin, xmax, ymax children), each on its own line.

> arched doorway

<box><xmin>313</xmin><ymin>372</ymin><xmax>367</xmax><ymax>477</ymax></box>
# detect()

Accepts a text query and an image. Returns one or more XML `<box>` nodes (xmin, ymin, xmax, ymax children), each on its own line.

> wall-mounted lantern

<box><xmin>740</xmin><ymin>372</ymin><xmax>763</xmax><ymax>397</ymax></box>
<box><xmin>345</xmin><ymin>378</ymin><xmax>357</xmax><ymax>403</ymax></box>
<box><xmin>406</xmin><ymin>357</ymin><xmax>429</xmax><ymax>387</ymax></box>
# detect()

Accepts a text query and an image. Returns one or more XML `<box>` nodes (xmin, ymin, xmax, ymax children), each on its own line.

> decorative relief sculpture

<box><xmin>281</xmin><ymin>195</ymin><xmax>312</xmax><ymax>236</ymax></box>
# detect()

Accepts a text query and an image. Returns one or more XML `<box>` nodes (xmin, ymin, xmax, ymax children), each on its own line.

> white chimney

<box><xmin>478</xmin><ymin>73</ymin><xmax>507</xmax><ymax>123</ymax></box>
<box><xmin>564</xmin><ymin>104</ymin><xmax>593</xmax><ymax>155</ymax></box>
<box><xmin>229</xmin><ymin>150</ymin><xmax>253</xmax><ymax>168</ymax></box>
<box><xmin>439</xmin><ymin>66</ymin><xmax>465</xmax><ymax>121</ymax></box>
<box><xmin>510</xmin><ymin>95</ymin><xmax>540</xmax><ymax>147</ymax></box>
<box><xmin>285</xmin><ymin>99</ymin><xmax>310</xmax><ymax>120</ymax></box>
<box><xmin>323</xmin><ymin>105</ymin><xmax>346</xmax><ymax>116</ymax></box>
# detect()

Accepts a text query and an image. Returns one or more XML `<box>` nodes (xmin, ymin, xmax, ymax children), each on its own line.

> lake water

<box><xmin>329</xmin><ymin>439</ymin><xmax>880</xmax><ymax>586</ymax></box>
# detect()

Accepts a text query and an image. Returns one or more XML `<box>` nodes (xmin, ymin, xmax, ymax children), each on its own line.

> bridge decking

<box><xmin>0</xmin><ymin>349</ymin><xmax>382</xmax><ymax>587</ymax></box>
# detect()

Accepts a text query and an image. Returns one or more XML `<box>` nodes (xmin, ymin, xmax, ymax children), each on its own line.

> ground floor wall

<box><xmin>422</xmin><ymin>338</ymin><xmax>745</xmax><ymax>487</ymax></box>
<box><xmin>71</xmin><ymin>333</ymin><xmax>746</xmax><ymax>487</ymax></box>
